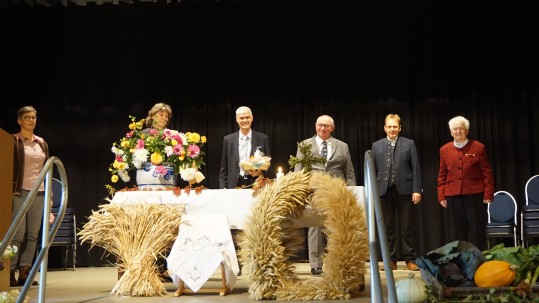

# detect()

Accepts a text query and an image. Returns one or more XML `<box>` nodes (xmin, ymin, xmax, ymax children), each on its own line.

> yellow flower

<box><xmin>201</xmin><ymin>136</ymin><xmax>207</xmax><ymax>143</ymax></box>
<box><xmin>150</xmin><ymin>152</ymin><xmax>163</xmax><ymax>165</ymax></box>
<box><xmin>113</xmin><ymin>159</ymin><xmax>121</xmax><ymax>169</ymax></box>
<box><xmin>171</xmin><ymin>139</ymin><xmax>178</xmax><ymax>146</ymax></box>
<box><xmin>129</xmin><ymin>122</ymin><xmax>137</xmax><ymax>130</ymax></box>
<box><xmin>188</xmin><ymin>132</ymin><xmax>200</xmax><ymax>143</ymax></box>
<box><xmin>111</xmin><ymin>175</ymin><xmax>119</xmax><ymax>183</ymax></box>
<box><xmin>120</xmin><ymin>140</ymin><xmax>130</xmax><ymax>148</ymax></box>
<box><xmin>136</xmin><ymin>120</ymin><xmax>145</xmax><ymax>129</ymax></box>
<box><xmin>116</xmin><ymin>161</ymin><xmax>128</xmax><ymax>171</ymax></box>
<box><xmin>179</xmin><ymin>150</ymin><xmax>186</xmax><ymax>161</ymax></box>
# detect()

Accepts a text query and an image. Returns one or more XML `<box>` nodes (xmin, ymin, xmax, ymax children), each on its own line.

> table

<box><xmin>108</xmin><ymin>186</ymin><xmax>365</xmax><ymax>295</ymax></box>
<box><xmin>110</xmin><ymin>187</ymin><xmax>365</xmax><ymax>229</ymax></box>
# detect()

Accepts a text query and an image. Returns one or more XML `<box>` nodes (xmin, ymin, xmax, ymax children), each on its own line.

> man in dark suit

<box><xmin>371</xmin><ymin>113</ymin><xmax>422</xmax><ymax>271</ymax></box>
<box><xmin>294</xmin><ymin>114</ymin><xmax>356</xmax><ymax>276</ymax></box>
<box><xmin>219</xmin><ymin>106</ymin><xmax>271</xmax><ymax>189</ymax></box>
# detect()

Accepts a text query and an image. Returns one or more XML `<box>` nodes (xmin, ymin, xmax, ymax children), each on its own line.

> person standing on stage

<box><xmin>10</xmin><ymin>106</ymin><xmax>53</xmax><ymax>286</ymax></box>
<box><xmin>219</xmin><ymin>106</ymin><xmax>271</xmax><ymax>189</ymax></box>
<box><xmin>293</xmin><ymin>114</ymin><xmax>356</xmax><ymax>276</ymax></box>
<box><xmin>371</xmin><ymin>113</ymin><xmax>422</xmax><ymax>271</ymax></box>
<box><xmin>438</xmin><ymin>115</ymin><xmax>495</xmax><ymax>251</ymax></box>
<box><xmin>142</xmin><ymin>102</ymin><xmax>172</xmax><ymax>134</ymax></box>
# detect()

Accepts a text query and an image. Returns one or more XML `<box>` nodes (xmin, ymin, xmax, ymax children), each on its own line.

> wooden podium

<box><xmin>0</xmin><ymin>128</ymin><xmax>14</xmax><ymax>291</ymax></box>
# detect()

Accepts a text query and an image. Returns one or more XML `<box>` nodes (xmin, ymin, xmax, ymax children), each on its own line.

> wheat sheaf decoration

<box><xmin>240</xmin><ymin>170</ymin><xmax>369</xmax><ymax>300</ymax></box>
<box><xmin>79</xmin><ymin>203</ymin><xmax>182</xmax><ymax>297</ymax></box>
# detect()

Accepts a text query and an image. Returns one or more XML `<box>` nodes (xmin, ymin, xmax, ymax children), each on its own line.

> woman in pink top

<box><xmin>10</xmin><ymin>105</ymin><xmax>50</xmax><ymax>287</ymax></box>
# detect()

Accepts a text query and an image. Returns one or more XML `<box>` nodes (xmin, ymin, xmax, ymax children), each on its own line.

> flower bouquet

<box><xmin>1</xmin><ymin>244</ymin><xmax>17</xmax><ymax>261</ymax></box>
<box><xmin>108</xmin><ymin>116</ymin><xmax>206</xmax><ymax>189</ymax></box>
<box><xmin>1</xmin><ymin>243</ymin><xmax>17</xmax><ymax>271</ymax></box>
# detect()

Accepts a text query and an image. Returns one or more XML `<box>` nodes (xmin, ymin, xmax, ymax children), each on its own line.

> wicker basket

<box><xmin>240</xmin><ymin>157</ymin><xmax>271</xmax><ymax>171</ymax></box>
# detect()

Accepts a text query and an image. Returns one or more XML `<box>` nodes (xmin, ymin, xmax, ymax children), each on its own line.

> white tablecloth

<box><xmin>110</xmin><ymin>187</ymin><xmax>365</xmax><ymax>229</ymax></box>
<box><xmin>166</xmin><ymin>214</ymin><xmax>239</xmax><ymax>292</ymax></box>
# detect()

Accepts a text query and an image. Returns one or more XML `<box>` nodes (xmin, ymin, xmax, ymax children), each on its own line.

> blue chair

<box><xmin>521</xmin><ymin>175</ymin><xmax>539</xmax><ymax>247</ymax></box>
<box><xmin>38</xmin><ymin>178</ymin><xmax>76</xmax><ymax>270</ymax></box>
<box><xmin>486</xmin><ymin>191</ymin><xmax>518</xmax><ymax>248</ymax></box>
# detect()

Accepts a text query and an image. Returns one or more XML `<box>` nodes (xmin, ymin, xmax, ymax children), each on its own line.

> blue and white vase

<box><xmin>136</xmin><ymin>162</ymin><xmax>176</xmax><ymax>190</ymax></box>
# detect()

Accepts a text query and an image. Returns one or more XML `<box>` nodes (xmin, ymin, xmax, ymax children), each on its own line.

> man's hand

<box><xmin>248</xmin><ymin>169</ymin><xmax>262</xmax><ymax>177</ymax></box>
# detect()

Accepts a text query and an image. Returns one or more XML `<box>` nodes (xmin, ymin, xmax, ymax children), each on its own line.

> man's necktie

<box><xmin>321</xmin><ymin>141</ymin><xmax>328</xmax><ymax>158</ymax></box>
<box><xmin>239</xmin><ymin>136</ymin><xmax>249</xmax><ymax>175</ymax></box>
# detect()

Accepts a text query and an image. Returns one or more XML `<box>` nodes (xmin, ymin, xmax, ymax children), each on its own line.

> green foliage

<box><xmin>288</xmin><ymin>141</ymin><xmax>326</xmax><ymax>172</ymax></box>
<box><xmin>426</xmin><ymin>286</ymin><xmax>539</xmax><ymax>302</ymax></box>
<box><xmin>483</xmin><ymin>244</ymin><xmax>539</xmax><ymax>285</ymax></box>
<box><xmin>424</xmin><ymin>244</ymin><xmax>539</xmax><ymax>302</ymax></box>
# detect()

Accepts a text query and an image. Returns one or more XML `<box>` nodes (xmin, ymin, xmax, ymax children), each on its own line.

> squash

<box><xmin>395</xmin><ymin>273</ymin><xmax>427</xmax><ymax>303</ymax></box>
<box><xmin>474</xmin><ymin>260</ymin><xmax>518</xmax><ymax>287</ymax></box>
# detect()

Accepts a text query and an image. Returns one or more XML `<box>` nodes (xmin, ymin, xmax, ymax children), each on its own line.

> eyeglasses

<box><xmin>316</xmin><ymin>123</ymin><xmax>333</xmax><ymax>129</ymax></box>
<box><xmin>21</xmin><ymin>116</ymin><xmax>37</xmax><ymax>121</ymax></box>
<box><xmin>385</xmin><ymin>125</ymin><xmax>400</xmax><ymax>129</ymax></box>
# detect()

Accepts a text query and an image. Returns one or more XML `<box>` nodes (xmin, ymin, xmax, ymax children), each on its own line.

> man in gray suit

<box><xmin>219</xmin><ymin>106</ymin><xmax>271</xmax><ymax>189</ymax></box>
<box><xmin>294</xmin><ymin>114</ymin><xmax>356</xmax><ymax>276</ymax></box>
<box><xmin>371</xmin><ymin>113</ymin><xmax>422</xmax><ymax>271</ymax></box>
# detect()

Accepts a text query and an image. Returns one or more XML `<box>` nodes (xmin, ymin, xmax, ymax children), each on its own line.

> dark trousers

<box><xmin>381</xmin><ymin>186</ymin><xmax>416</xmax><ymax>262</ymax></box>
<box><xmin>446</xmin><ymin>193</ymin><xmax>487</xmax><ymax>251</ymax></box>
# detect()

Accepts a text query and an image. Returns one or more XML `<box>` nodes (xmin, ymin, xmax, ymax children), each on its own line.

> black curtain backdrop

<box><xmin>1</xmin><ymin>0</ymin><xmax>538</xmax><ymax>266</ymax></box>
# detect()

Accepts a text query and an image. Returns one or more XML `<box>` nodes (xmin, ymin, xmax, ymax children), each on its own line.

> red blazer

<box><xmin>438</xmin><ymin>140</ymin><xmax>495</xmax><ymax>202</ymax></box>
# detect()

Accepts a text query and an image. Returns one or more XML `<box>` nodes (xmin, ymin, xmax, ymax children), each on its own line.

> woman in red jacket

<box><xmin>438</xmin><ymin>116</ymin><xmax>495</xmax><ymax>250</ymax></box>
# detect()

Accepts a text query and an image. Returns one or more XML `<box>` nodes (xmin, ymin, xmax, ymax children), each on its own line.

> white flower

<box><xmin>180</xmin><ymin>167</ymin><xmax>197</xmax><ymax>182</ymax></box>
<box><xmin>111</xmin><ymin>146</ymin><xmax>124</xmax><ymax>157</ymax></box>
<box><xmin>178</xmin><ymin>132</ymin><xmax>188</xmax><ymax>146</ymax></box>
<box><xmin>117</xmin><ymin>169</ymin><xmax>131</xmax><ymax>183</ymax></box>
<box><xmin>2</xmin><ymin>244</ymin><xmax>17</xmax><ymax>260</ymax></box>
<box><xmin>164</xmin><ymin>145</ymin><xmax>174</xmax><ymax>157</ymax></box>
<box><xmin>132</xmin><ymin>149</ymin><xmax>149</xmax><ymax>169</ymax></box>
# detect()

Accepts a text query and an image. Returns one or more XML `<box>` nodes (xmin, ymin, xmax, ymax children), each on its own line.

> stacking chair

<box><xmin>521</xmin><ymin>175</ymin><xmax>539</xmax><ymax>247</ymax></box>
<box><xmin>486</xmin><ymin>191</ymin><xmax>518</xmax><ymax>248</ymax></box>
<box><xmin>39</xmin><ymin>178</ymin><xmax>77</xmax><ymax>270</ymax></box>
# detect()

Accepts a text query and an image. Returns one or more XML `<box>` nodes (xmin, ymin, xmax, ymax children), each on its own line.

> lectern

<box><xmin>0</xmin><ymin>129</ymin><xmax>14</xmax><ymax>291</ymax></box>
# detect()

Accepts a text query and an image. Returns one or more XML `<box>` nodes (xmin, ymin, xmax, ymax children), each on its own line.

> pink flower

<box><xmin>115</xmin><ymin>155</ymin><xmax>123</xmax><ymax>162</ymax></box>
<box><xmin>126</xmin><ymin>130</ymin><xmax>135</xmax><ymax>138</ymax></box>
<box><xmin>154</xmin><ymin>165</ymin><xmax>168</xmax><ymax>175</ymax></box>
<box><xmin>136</xmin><ymin>139</ymin><xmax>145</xmax><ymax>149</ymax></box>
<box><xmin>173</xmin><ymin>144</ymin><xmax>184</xmax><ymax>155</ymax></box>
<box><xmin>186</xmin><ymin>144</ymin><xmax>200</xmax><ymax>158</ymax></box>
<box><xmin>149</xmin><ymin>128</ymin><xmax>159</xmax><ymax>136</ymax></box>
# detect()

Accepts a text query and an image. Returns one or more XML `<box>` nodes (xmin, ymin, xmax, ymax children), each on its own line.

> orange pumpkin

<box><xmin>474</xmin><ymin>260</ymin><xmax>518</xmax><ymax>287</ymax></box>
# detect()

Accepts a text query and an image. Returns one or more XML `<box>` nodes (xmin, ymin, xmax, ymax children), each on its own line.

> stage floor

<box><xmin>17</xmin><ymin>262</ymin><xmax>419</xmax><ymax>302</ymax></box>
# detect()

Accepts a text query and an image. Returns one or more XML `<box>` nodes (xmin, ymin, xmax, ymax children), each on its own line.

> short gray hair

<box><xmin>236</xmin><ymin>106</ymin><xmax>252</xmax><ymax>116</ymax></box>
<box><xmin>448</xmin><ymin>116</ymin><xmax>470</xmax><ymax>130</ymax></box>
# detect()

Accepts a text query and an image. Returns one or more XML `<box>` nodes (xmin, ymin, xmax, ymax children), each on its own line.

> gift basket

<box><xmin>240</xmin><ymin>147</ymin><xmax>271</xmax><ymax>171</ymax></box>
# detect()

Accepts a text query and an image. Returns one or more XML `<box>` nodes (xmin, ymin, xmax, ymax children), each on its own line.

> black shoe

<box><xmin>310</xmin><ymin>267</ymin><xmax>323</xmax><ymax>276</ymax></box>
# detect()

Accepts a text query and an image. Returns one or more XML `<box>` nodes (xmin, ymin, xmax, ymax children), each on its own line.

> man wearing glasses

<box><xmin>293</xmin><ymin>114</ymin><xmax>356</xmax><ymax>276</ymax></box>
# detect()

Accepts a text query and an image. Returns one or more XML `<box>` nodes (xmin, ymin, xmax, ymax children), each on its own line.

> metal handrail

<box><xmin>0</xmin><ymin>156</ymin><xmax>68</xmax><ymax>303</ymax></box>
<box><xmin>364</xmin><ymin>150</ymin><xmax>397</xmax><ymax>303</ymax></box>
